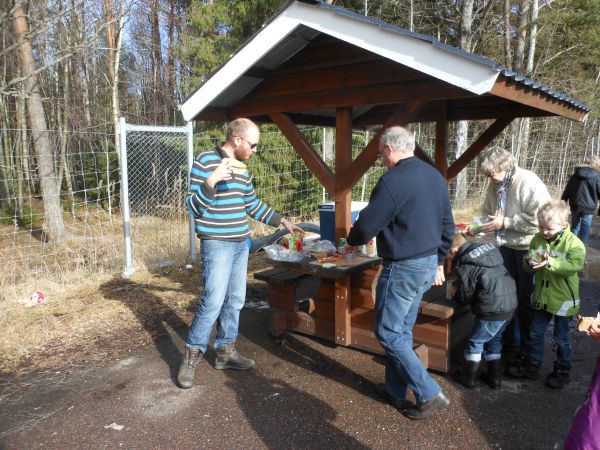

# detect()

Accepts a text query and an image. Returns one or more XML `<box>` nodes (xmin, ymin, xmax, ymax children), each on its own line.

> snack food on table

<box><xmin>224</xmin><ymin>157</ymin><xmax>247</xmax><ymax>175</ymax></box>
<box><xmin>577</xmin><ymin>314</ymin><xmax>600</xmax><ymax>332</ymax></box>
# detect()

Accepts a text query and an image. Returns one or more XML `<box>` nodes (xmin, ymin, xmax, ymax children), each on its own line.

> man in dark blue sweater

<box><xmin>347</xmin><ymin>126</ymin><xmax>455</xmax><ymax>420</ymax></box>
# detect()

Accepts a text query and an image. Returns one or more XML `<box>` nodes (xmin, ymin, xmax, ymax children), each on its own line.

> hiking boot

<box><xmin>373</xmin><ymin>383</ymin><xmax>414</xmax><ymax>412</ymax></box>
<box><xmin>215</xmin><ymin>344</ymin><xmax>255</xmax><ymax>370</ymax></box>
<box><xmin>506</xmin><ymin>360</ymin><xmax>539</xmax><ymax>380</ymax></box>
<box><xmin>453</xmin><ymin>360</ymin><xmax>480</xmax><ymax>389</ymax></box>
<box><xmin>177</xmin><ymin>346</ymin><xmax>202</xmax><ymax>389</ymax></box>
<box><xmin>481</xmin><ymin>359</ymin><xmax>502</xmax><ymax>389</ymax></box>
<box><xmin>402</xmin><ymin>392</ymin><xmax>450</xmax><ymax>420</ymax></box>
<box><xmin>545</xmin><ymin>362</ymin><xmax>570</xmax><ymax>389</ymax></box>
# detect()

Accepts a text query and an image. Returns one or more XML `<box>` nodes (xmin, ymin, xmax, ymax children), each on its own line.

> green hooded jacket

<box><xmin>524</xmin><ymin>228</ymin><xmax>585</xmax><ymax>316</ymax></box>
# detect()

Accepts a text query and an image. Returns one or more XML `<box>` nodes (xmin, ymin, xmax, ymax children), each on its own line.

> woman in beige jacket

<box><xmin>476</xmin><ymin>148</ymin><xmax>550</xmax><ymax>370</ymax></box>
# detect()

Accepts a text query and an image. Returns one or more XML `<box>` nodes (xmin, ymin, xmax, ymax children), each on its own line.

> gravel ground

<box><xmin>1</xmin><ymin>245</ymin><xmax>599</xmax><ymax>449</ymax></box>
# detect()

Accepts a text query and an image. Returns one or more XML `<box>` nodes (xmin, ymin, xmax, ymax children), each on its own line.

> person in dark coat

<box><xmin>561</xmin><ymin>155</ymin><xmax>600</xmax><ymax>245</ymax></box>
<box><xmin>449</xmin><ymin>232</ymin><xmax>517</xmax><ymax>389</ymax></box>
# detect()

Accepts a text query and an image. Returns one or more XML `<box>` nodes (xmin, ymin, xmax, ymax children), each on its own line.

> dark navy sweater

<box><xmin>347</xmin><ymin>157</ymin><xmax>455</xmax><ymax>265</ymax></box>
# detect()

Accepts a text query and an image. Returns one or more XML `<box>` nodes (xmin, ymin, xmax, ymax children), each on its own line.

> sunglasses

<box><xmin>236</xmin><ymin>136</ymin><xmax>258</xmax><ymax>149</ymax></box>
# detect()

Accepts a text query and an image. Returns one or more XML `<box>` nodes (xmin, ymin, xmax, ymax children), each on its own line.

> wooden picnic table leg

<box><xmin>334</xmin><ymin>276</ymin><xmax>352</xmax><ymax>345</ymax></box>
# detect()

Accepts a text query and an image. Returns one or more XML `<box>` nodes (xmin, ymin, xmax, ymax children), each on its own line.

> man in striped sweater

<box><xmin>178</xmin><ymin>118</ymin><xmax>303</xmax><ymax>389</ymax></box>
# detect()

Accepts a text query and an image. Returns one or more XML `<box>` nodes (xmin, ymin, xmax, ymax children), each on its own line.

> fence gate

<box><xmin>119</xmin><ymin>118</ymin><xmax>194</xmax><ymax>277</ymax></box>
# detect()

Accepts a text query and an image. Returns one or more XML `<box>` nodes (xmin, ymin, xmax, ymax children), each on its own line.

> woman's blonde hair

<box><xmin>537</xmin><ymin>200</ymin><xmax>570</xmax><ymax>226</ymax></box>
<box><xmin>480</xmin><ymin>148</ymin><xmax>517</xmax><ymax>174</ymax></box>
<box><xmin>583</xmin><ymin>155</ymin><xmax>600</xmax><ymax>172</ymax></box>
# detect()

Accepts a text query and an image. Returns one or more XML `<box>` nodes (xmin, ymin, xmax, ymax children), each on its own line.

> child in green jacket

<box><xmin>508</xmin><ymin>200</ymin><xmax>586</xmax><ymax>388</ymax></box>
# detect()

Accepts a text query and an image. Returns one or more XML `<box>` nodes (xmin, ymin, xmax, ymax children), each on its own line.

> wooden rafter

<box><xmin>446</xmin><ymin>117</ymin><xmax>513</xmax><ymax>181</ymax></box>
<box><xmin>269</xmin><ymin>112</ymin><xmax>335</xmax><ymax>194</ymax></box>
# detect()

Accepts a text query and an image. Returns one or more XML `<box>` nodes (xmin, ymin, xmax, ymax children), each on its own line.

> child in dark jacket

<box><xmin>449</xmin><ymin>232</ymin><xmax>518</xmax><ymax>389</ymax></box>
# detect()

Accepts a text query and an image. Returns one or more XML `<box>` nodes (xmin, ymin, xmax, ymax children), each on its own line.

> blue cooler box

<box><xmin>318</xmin><ymin>201</ymin><xmax>368</xmax><ymax>244</ymax></box>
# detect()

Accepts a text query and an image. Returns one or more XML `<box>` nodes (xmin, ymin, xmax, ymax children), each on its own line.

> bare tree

<box><xmin>12</xmin><ymin>2</ymin><xmax>67</xmax><ymax>242</ymax></box>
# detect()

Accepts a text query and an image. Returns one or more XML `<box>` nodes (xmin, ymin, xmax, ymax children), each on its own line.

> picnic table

<box><xmin>255</xmin><ymin>254</ymin><xmax>473</xmax><ymax>372</ymax></box>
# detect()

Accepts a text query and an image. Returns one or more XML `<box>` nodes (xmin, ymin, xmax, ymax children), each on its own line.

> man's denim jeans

<box><xmin>572</xmin><ymin>211</ymin><xmax>593</xmax><ymax>245</ymax></box>
<box><xmin>186</xmin><ymin>239</ymin><xmax>249</xmax><ymax>353</ymax></box>
<box><xmin>464</xmin><ymin>319</ymin><xmax>509</xmax><ymax>362</ymax></box>
<box><xmin>374</xmin><ymin>254</ymin><xmax>439</xmax><ymax>404</ymax></box>
<box><xmin>528</xmin><ymin>309</ymin><xmax>573</xmax><ymax>368</ymax></box>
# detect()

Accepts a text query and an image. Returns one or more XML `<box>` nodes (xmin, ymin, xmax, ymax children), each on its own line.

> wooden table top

<box><xmin>266</xmin><ymin>255</ymin><xmax>382</xmax><ymax>280</ymax></box>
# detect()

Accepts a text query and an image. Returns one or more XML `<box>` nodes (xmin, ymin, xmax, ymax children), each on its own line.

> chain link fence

<box><xmin>0</xmin><ymin>128</ymin><xmax>122</xmax><ymax>289</ymax></box>
<box><xmin>1</xmin><ymin>117</ymin><xmax>598</xmax><ymax>292</ymax></box>
<box><xmin>119</xmin><ymin>120</ymin><xmax>193</xmax><ymax>276</ymax></box>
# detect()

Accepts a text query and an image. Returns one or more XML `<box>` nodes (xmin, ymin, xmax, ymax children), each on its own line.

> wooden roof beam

<box><xmin>269</xmin><ymin>112</ymin><xmax>336</xmax><ymax>195</ymax></box>
<box><xmin>232</xmin><ymin>81</ymin><xmax>466</xmax><ymax>117</ymax></box>
<box><xmin>490</xmin><ymin>77</ymin><xmax>587</xmax><ymax>122</ymax></box>
<box><xmin>254</xmin><ymin>61</ymin><xmax>426</xmax><ymax>98</ymax></box>
<box><xmin>446</xmin><ymin>117</ymin><xmax>513</xmax><ymax>181</ymax></box>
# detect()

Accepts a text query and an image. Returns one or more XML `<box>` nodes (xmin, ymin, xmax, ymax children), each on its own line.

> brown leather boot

<box><xmin>177</xmin><ymin>347</ymin><xmax>202</xmax><ymax>389</ymax></box>
<box><xmin>215</xmin><ymin>344</ymin><xmax>255</xmax><ymax>370</ymax></box>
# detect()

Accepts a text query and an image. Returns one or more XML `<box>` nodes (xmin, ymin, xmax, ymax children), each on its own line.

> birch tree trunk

<box><xmin>520</xmin><ymin>0</ymin><xmax>539</xmax><ymax>166</ymax></box>
<box><xmin>0</xmin><ymin>96</ymin><xmax>12</xmax><ymax>209</ymax></box>
<box><xmin>13</xmin><ymin>2</ymin><xmax>67</xmax><ymax>242</ymax></box>
<box><xmin>503</xmin><ymin>0</ymin><xmax>512</xmax><ymax>68</ymax></box>
<box><xmin>107</xmin><ymin>0</ymin><xmax>125</xmax><ymax>167</ymax></box>
<box><xmin>150</xmin><ymin>0</ymin><xmax>162</xmax><ymax>124</ymax></box>
<box><xmin>454</xmin><ymin>0</ymin><xmax>474</xmax><ymax>204</ymax></box>
<box><xmin>510</xmin><ymin>0</ymin><xmax>530</xmax><ymax>162</ymax></box>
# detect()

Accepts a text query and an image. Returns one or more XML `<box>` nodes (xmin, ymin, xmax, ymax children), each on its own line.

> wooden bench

<box><xmin>254</xmin><ymin>266</ymin><xmax>429</xmax><ymax>370</ymax></box>
<box><xmin>305</xmin><ymin>267</ymin><xmax>471</xmax><ymax>372</ymax></box>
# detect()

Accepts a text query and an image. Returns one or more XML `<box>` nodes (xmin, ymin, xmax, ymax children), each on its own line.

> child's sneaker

<box><xmin>545</xmin><ymin>362</ymin><xmax>570</xmax><ymax>389</ymax></box>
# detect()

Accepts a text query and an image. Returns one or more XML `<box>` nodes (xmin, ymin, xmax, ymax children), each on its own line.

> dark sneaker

<box><xmin>506</xmin><ymin>362</ymin><xmax>539</xmax><ymax>380</ymax></box>
<box><xmin>402</xmin><ymin>392</ymin><xmax>450</xmax><ymax>420</ymax></box>
<box><xmin>545</xmin><ymin>363</ymin><xmax>570</xmax><ymax>389</ymax></box>
<box><xmin>373</xmin><ymin>384</ymin><xmax>414</xmax><ymax>412</ymax></box>
<box><xmin>215</xmin><ymin>344</ymin><xmax>255</xmax><ymax>370</ymax></box>
<box><xmin>177</xmin><ymin>347</ymin><xmax>202</xmax><ymax>389</ymax></box>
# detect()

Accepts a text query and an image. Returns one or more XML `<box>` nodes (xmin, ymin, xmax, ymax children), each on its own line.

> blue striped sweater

<box><xmin>186</xmin><ymin>146</ymin><xmax>282</xmax><ymax>241</ymax></box>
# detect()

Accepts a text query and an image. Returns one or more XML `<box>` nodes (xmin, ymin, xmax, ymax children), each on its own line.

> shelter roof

<box><xmin>180</xmin><ymin>0</ymin><xmax>590</xmax><ymax>125</ymax></box>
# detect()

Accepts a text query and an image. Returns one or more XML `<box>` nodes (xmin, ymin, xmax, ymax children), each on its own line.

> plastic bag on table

<box><xmin>264</xmin><ymin>244</ymin><xmax>305</xmax><ymax>262</ymax></box>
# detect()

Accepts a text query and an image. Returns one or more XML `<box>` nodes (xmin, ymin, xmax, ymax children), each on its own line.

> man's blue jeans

<box><xmin>528</xmin><ymin>309</ymin><xmax>573</xmax><ymax>368</ymax></box>
<box><xmin>374</xmin><ymin>255</ymin><xmax>439</xmax><ymax>404</ymax></box>
<box><xmin>464</xmin><ymin>319</ymin><xmax>509</xmax><ymax>362</ymax></box>
<box><xmin>186</xmin><ymin>239</ymin><xmax>249</xmax><ymax>353</ymax></box>
<box><xmin>572</xmin><ymin>211</ymin><xmax>593</xmax><ymax>245</ymax></box>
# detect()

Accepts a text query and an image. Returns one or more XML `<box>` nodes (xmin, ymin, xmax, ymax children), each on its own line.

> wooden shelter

<box><xmin>181</xmin><ymin>0</ymin><xmax>589</xmax><ymax>242</ymax></box>
<box><xmin>180</xmin><ymin>0</ymin><xmax>590</xmax><ymax>370</ymax></box>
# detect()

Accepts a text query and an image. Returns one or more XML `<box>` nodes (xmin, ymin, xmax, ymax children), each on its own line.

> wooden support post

<box><xmin>335</xmin><ymin>107</ymin><xmax>353</xmax><ymax>242</ymax></box>
<box><xmin>334</xmin><ymin>277</ymin><xmax>352</xmax><ymax>345</ymax></box>
<box><xmin>435</xmin><ymin>103</ymin><xmax>448</xmax><ymax>178</ymax></box>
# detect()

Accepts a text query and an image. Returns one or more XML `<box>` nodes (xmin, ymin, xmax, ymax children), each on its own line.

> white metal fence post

<box><xmin>187</xmin><ymin>121</ymin><xmax>196</xmax><ymax>261</ymax></box>
<box><xmin>119</xmin><ymin>117</ymin><xmax>134</xmax><ymax>278</ymax></box>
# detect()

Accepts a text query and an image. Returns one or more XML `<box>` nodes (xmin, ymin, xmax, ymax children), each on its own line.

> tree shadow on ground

<box><xmin>240</xmin><ymin>324</ymin><xmax>383</xmax><ymax>401</ymax></box>
<box><xmin>224</xmin><ymin>366</ymin><xmax>371</xmax><ymax>449</ymax></box>
<box><xmin>99</xmin><ymin>278</ymin><xmax>190</xmax><ymax>382</ymax></box>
